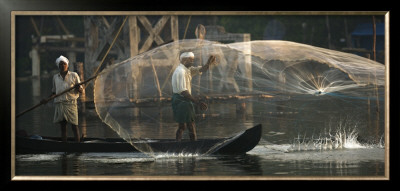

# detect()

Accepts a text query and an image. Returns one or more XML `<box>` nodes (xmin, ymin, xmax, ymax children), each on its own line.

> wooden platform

<box><xmin>86</xmin><ymin>93</ymin><xmax>275</xmax><ymax>108</ymax></box>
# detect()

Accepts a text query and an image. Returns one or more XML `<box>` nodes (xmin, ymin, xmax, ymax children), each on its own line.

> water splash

<box><xmin>286</xmin><ymin>118</ymin><xmax>383</xmax><ymax>152</ymax></box>
<box><xmin>153</xmin><ymin>152</ymin><xmax>201</xmax><ymax>159</ymax></box>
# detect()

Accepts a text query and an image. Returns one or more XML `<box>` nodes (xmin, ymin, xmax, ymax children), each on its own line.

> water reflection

<box><xmin>217</xmin><ymin>155</ymin><xmax>263</xmax><ymax>176</ymax></box>
<box><xmin>32</xmin><ymin>77</ymin><xmax>40</xmax><ymax>97</ymax></box>
<box><xmin>15</xmin><ymin>150</ymin><xmax>384</xmax><ymax>176</ymax></box>
<box><xmin>16</xmin><ymin>76</ymin><xmax>384</xmax><ymax>145</ymax></box>
<box><xmin>175</xmin><ymin>158</ymin><xmax>196</xmax><ymax>175</ymax></box>
<box><xmin>61</xmin><ymin>153</ymin><xmax>85</xmax><ymax>175</ymax></box>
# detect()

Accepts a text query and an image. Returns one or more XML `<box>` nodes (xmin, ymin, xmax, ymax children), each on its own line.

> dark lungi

<box><xmin>171</xmin><ymin>93</ymin><xmax>196</xmax><ymax>123</ymax></box>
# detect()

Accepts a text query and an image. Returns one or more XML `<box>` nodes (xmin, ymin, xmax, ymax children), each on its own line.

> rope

<box><xmin>182</xmin><ymin>15</ymin><xmax>192</xmax><ymax>40</ymax></box>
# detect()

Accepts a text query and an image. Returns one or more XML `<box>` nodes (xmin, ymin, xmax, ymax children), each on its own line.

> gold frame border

<box><xmin>10</xmin><ymin>11</ymin><xmax>390</xmax><ymax>181</ymax></box>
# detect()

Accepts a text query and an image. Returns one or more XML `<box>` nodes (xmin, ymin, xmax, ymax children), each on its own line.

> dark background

<box><xmin>14</xmin><ymin>13</ymin><xmax>385</xmax><ymax>78</ymax></box>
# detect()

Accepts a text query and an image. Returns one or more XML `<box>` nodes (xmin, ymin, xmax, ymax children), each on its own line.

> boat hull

<box><xmin>16</xmin><ymin>124</ymin><xmax>262</xmax><ymax>155</ymax></box>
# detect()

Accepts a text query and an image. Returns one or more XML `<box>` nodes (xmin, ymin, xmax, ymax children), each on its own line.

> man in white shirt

<box><xmin>43</xmin><ymin>55</ymin><xmax>83</xmax><ymax>142</ymax></box>
<box><xmin>171</xmin><ymin>52</ymin><xmax>215</xmax><ymax>141</ymax></box>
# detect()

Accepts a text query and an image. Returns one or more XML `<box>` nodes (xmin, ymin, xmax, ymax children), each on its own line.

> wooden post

<box><xmin>68</xmin><ymin>42</ymin><xmax>77</xmax><ymax>72</ymax></box>
<box><xmin>243</xmin><ymin>33</ymin><xmax>252</xmax><ymax>92</ymax></box>
<box><xmin>344</xmin><ymin>17</ymin><xmax>352</xmax><ymax>48</ymax></box>
<box><xmin>75</xmin><ymin>62</ymin><xmax>86</xmax><ymax>111</ymax></box>
<box><xmin>195</xmin><ymin>24</ymin><xmax>206</xmax><ymax>96</ymax></box>
<box><xmin>84</xmin><ymin>16</ymin><xmax>98</xmax><ymax>101</ymax></box>
<box><xmin>372</xmin><ymin>16</ymin><xmax>377</xmax><ymax>61</ymax></box>
<box><xmin>129</xmin><ymin>16</ymin><xmax>139</xmax><ymax>57</ymax></box>
<box><xmin>129</xmin><ymin>16</ymin><xmax>140</xmax><ymax>117</ymax></box>
<box><xmin>32</xmin><ymin>77</ymin><xmax>41</xmax><ymax>97</ymax></box>
<box><xmin>208</xmin><ymin>59</ymin><xmax>213</xmax><ymax>93</ymax></box>
<box><xmin>74</xmin><ymin>61</ymin><xmax>87</xmax><ymax>140</ymax></box>
<box><xmin>367</xmin><ymin>73</ymin><xmax>371</xmax><ymax>131</ymax></box>
<box><xmin>76</xmin><ymin>62</ymin><xmax>87</xmax><ymax>140</ymax></box>
<box><xmin>81</xmin><ymin>115</ymin><xmax>87</xmax><ymax>139</ymax></box>
<box><xmin>326</xmin><ymin>15</ymin><xmax>333</xmax><ymax>49</ymax></box>
<box><xmin>374</xmin><ymin>71</ymin><xmax>380</xmax><ymax>142</ymax></box>
<box><xmin>367</xmin><ymin>96</ymin><xmax>371</xmax><ymax>130</ymax></box>
<box><xmin>129</xmin><ymin>15</ymin><xmax>141</xmax><ymax>99</ymax></box>
<box><xmin>128</xmin><ymin>15</ymin><xmax>138</xmax><ymax>98</ymax></box>
<box><xmin>170</xmin><ymin>15</ymin><xmax>179</xmax><ymax>41</ymax></box>
<box><xmin>159</xmin><ymin>16</ymin><xmax>179</xmax><ymax>93</ymax></box>
<box><xmin>31</xmin><ymin>45</ymin><xmax>40</xmax><ymax>77</ymax></box>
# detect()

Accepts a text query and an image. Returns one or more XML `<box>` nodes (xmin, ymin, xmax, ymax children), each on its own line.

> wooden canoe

<box><xmin>16</xmin><ymin>124</ymin><xmax>262</xmax><ymax>155</ymax></box>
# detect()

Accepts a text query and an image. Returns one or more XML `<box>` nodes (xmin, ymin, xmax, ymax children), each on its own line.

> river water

<box><xmin>14</xmin><ymin>76</ymin><xmax>386</xmax><ymax>179</ymax></box>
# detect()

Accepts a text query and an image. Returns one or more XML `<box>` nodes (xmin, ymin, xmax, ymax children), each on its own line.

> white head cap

<box><xmin>180</xmin><ymin>52</ymin><xmax>194</xmax><ymax>62</ymax></box>
<box><xmin>56</xmin><ymin>55</ymin><xmax>69</xmax><ymax>67</ymax></box>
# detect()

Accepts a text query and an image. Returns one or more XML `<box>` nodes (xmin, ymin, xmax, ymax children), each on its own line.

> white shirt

<box><xmin>52</xmin><ymin>71</ymin><xmax>81</xmax><ymax>103</ymax></box>
<box><xmin>171</xmin><ymin>64</ymin><xmax>202</xmax><ymax>95</ymax></box>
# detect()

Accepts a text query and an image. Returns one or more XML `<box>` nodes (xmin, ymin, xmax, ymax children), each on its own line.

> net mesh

<box><xmin>93</xmin><ymin>39</ymin><xmax>384</xmax><ymax>155</ymax></box>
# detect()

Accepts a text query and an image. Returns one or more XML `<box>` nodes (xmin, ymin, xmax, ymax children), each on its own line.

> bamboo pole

<box><xmin>17</xmin><ymin>16</ymin><xmax>129</xmax><ymax>118</ymax></box>
<box><xmin>195</xmin><ymin>24</ymin><xmax>206</xmax><ymax>96</ymax></box>
<box><xmin>30</xmin><ymin>17</ymin><xmax>41</xmax><ymax>37</ymax></box>
<box><xmin>151</xmin><ymin>15</ymin><xmax>179</xmax><ymax>93</ymax></box>
<box><xmin>371</xmin><ymin>15</ymin><xmax>379</xmax><ymax>141</ymax></box>
<box><xmin>75</xmin><ymin>62</ymin><xmax>86</xmax><ymax>110</ymax></box>
<box><xmin>92</xmin><ymin>16</ymin><xmax>128</xmax><ymax>76</ymax></box>
<box><xmin>374</xmin><ymin>70</ymin><xmax>380</xmax><ymax>142</ymax></box>
<box><xmin>372</xmin><ymin>16</ymin><xmax>377</xmax><ymax>61</ymax></box>
<box><xmin>367</xmin><ymin>73</ymin><xmax>371</xmax><ymax>130</ymax></box>
<box><xmin>326</xmin><ymin>15</ymin><xmax>333</xmax><ymax>49</ymax></box>
<box><xmin>183</xmin><ymin>15</ymin><xmax>192</xmax><ymax>40</ymax></box>
<box><xmin>150</xmin><ymin>57</ymin><xmax>162</xmax><ymax>98</ymax></box>
<box><xmin>56</xmin><ymin>16</ymin><xmax>70</xmax><ymax>35</ymax></box>
<box><xmin>344</xmin><ymin>17</ymin><xmax>352</xmax><ymax>48</ymax></box>
<box><xmin>16</xmin><ymin>75</ymin><xmax>97</xmax><ymax>118</ymax></box>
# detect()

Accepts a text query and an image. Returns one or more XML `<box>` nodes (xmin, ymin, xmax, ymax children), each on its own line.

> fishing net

<box><xmin>93</xmin><ymin>39</ymin><xmax>385</xmax><ymax>155</ymax></box>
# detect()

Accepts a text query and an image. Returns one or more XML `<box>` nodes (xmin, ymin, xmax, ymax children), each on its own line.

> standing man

<box><xmin>171</xmin><ymin>52</ymin><xmax>216</xmax><ymax>141</ymax></box>
<box><xmin>42</xmin><ymin>55</ymin><xmax>83</xmax><ymax>142</ymax></box>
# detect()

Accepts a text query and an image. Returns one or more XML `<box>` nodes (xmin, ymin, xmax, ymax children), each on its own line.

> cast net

<box><xmin>93</xmin><ymin>39</ymin><xmax>385</xmax><ymax>155</ymax></box>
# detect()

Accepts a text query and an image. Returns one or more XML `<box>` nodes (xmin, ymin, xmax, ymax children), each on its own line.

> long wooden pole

<box><xmin>371</xmin><ymin>16</ymin><xmax>379</xmax><ymax>141</ymax></box>
<box><xmin>92</xmin><ymin>16</ymin><xmax>128</xmax><ymax>76</ymax></box>
<box><xmin>17</xmin><ymin>16</ymin><xmax>129</xmax><ymax>118</ymax></box>
<box><xmin>182</xmin><ymin>15</ymin><xmax>192</xmax><ymax>40</ymax></box>
<box><xmin>16</xmin><ymin>75</ymin><xmax>98</xmax><ymax>118</ymax></box>
<box><xmin>326</xmin><ymin>15</ymin><xmax>333</xmax><ymax>49</ymax></box>
<box><xmin>30</xmin><ymin>17</ymin><xmax>41</xmax><ymax>37</ymax></box>
<box><xmin>372</xmin><ymin>16</ymin><xmax>377</xmax><ymax>61</ymax></box>
<box><xmin>150</xmin><ymin>57</ymin><xmax>162</xmax><ymax>97</ymax></box>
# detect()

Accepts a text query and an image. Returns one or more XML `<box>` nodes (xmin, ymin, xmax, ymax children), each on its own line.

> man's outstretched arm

<box><xmin>199</xmin><ymin>55</ymin><xmax>216</xmax><ymax>73</ymax></box>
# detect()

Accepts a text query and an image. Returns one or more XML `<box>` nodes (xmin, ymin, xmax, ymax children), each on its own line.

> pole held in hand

<box><xmin>16</xmin><ymin>75</ymin><xmax>98</xmax><ymax>118</ymax></box>
<box><xmin>16</xmin><ymin>16</ymin><xmax>130</xmax><ymax>118</ymax></box>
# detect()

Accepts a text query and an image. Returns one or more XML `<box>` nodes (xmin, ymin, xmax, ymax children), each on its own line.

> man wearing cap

<box><xmin>172</xmin><ymin>52</ymin><xmax>216</xmax><ymax>141</ymax></box>
<box><xmin>42</xmin><ymin>55</ymin><xmax>83</xmax><ymax>142</ymax></box>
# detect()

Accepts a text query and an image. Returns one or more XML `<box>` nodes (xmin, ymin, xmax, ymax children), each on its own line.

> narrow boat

<box><xmin>16</xmin><ymin>124</ymin><xmax>262</xmax><ymax>155</ymax></box>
